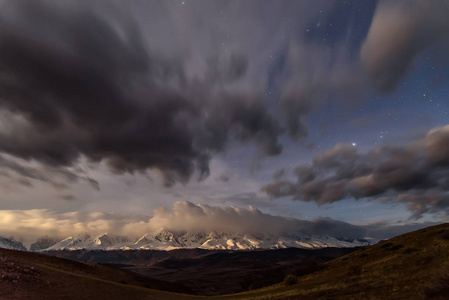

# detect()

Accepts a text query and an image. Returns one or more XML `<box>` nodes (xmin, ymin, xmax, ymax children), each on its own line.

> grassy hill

<box><xmin>221</xmin><ymin>223</ymin><xmax>449</xmax><ymax>300</ymax></box>
<box><xmin>0</xmin><ymin>247</ymin><xmax>196</xmax><ymax>300</ymax></box>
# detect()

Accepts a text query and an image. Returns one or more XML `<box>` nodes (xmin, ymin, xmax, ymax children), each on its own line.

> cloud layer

<box><xmin>0</xmin><ymin>0</ymin><xmax>375</xmax><ymax>189</ymax></box>
<box><xmin>361</xmin><ymin>0</ymin><xmax>449</xmax><ymax>92</ymax></box>
<box><xmin>0</xmin><ymin>201</ymin><xmax>437</xmax><ymax>245</ymax></box>
<box><xmin>0</xmin><ymin>0</ymin><xmax>285</xmax><ymax>186</ymax></box>
<box><xmin>0</xmin><ymin>0</ymin><xmax>447</xmax><ymax>230</ymax></box>
<box><xmin>1</xmin><ymin>0</ymin><xmax>445</xmax><ymax>191</ymax></box>
<box><xmin>262</xmin><ymin>124</ymin><xmax>449</xmax><ymax>219</ymax></box>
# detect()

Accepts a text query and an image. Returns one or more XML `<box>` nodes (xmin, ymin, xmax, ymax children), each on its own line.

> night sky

<box><xmin>0</xmin><ymin>0</ymin><xmax>449</xmax><ymax>242</ymax></box>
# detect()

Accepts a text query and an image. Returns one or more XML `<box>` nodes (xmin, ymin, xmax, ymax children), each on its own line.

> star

<box><xmin>352</xmin><ymin>142</ymin><xmax>357</xmax><ymax>147</ymax></box>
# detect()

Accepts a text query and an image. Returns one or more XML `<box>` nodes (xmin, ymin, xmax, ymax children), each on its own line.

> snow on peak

<box><xmin>93</xmin><ymin>233</ymin><xmax>131</xmax><ymax>247</ymax></box>
<box><xmin>41</xmin><ymin>229</ymin><xmax>374</xmax><ymax>251</ymax></box>
<box><xmin>46</xmin><ymin>232</ymin><xmax>131</xmax><ymax>251</ymax></box>
<box><xmin>0</xmin><ymin>236</ymin><xmax>27</xmax><ymax>251</ymax></box>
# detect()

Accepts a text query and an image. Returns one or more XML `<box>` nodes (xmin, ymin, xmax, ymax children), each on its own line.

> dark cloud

<box><xmin>397</xmin><ymin>190</ymin><xmax>449</xmax><ymax>220</ymax></box>
<box><xmin>361</xmin><ymin>0</ymin><xmax>449</xmax><ymax>92</ymax></box>
<box><xmin>361</xmin><ymin>221</ymin><xmax>441</xmax><ymax>240</ymax></box>
<box><xmin>60</xmin><ymin>195</ymin><xmax>76</xmax><ymax>201</ymax></box>
<box><xmin>0</xmin><ymin>0</ymin><xmax>283</xmax><ymax>186</ymax></box>
<box><xmin>261</xmin><ymin>180</ymin><xmax>297</xmax><ymax>199</ymax></box>
<box><xmin>217</xmin><ymin>169</ymin><xmax>233</xmax><ymax>183</ymax></box>
<box><xmin>273</xmin><ymin>168</ymin><xmax>286</xmax><ymax>181</ymax></box>
<box><xmin>262</xmin><ymin>124</ymin><xmax>449</xmax><ymax>219</ymax></box>
<box><xmin>0</xmin><ymin>154</ymin><xmax>99</xmax><ymax>190</ymax></box>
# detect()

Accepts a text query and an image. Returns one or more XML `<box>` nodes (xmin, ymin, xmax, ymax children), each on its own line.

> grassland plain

<box><xmin>1</xmin><ymin>223</ymin><xmax>448</xmax><ymax>299</ymax></box>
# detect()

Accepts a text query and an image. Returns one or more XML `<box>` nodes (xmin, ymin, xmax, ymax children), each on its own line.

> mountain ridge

<box><xmin>0</xmin><ymin>236</ymin><xmax>27</xmax><ymax>251</ymax></box>
<box><xmin>42</xmin><ymin>229</ymin><xmax>373</xmax><ymax>251</ymax></box>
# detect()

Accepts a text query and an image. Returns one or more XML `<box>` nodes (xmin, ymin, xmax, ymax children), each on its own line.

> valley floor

<box><xmin>45</xmin><ymin>247</ymin><xmax>357</xmax><ymax>295</ymax></box>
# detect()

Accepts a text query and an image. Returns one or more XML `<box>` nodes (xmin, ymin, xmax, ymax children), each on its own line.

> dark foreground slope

<box><xmin>46</xmin><ymin>247</ymin><xmax>359</xmax><ymax>295</ymax></box>
<box><xmin>0</xmin><ymin>246</ymin><xmax>357</xmax><ymax>299</ymax></box>
<box><xmin>226</xmin><ymin>223</ymin><xmax>449</xmax><ymax>300</ymax></box>
<box><xmin>0</xmin><ymin>248</ymin><xmax>194</xmax><ymax>300</ymax></box>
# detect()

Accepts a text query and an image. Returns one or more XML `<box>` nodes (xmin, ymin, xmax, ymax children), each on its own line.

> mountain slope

<box><xmin>44</xmin><ymin>229</ymin><xmax>371</xmax><ymax>251</ymax></box>
<box><xmin>225</xmin><ymin>223</ymin><xmax>449</xmax><ymax>300</ymax></box>
<box><xmin>0</xmin><ymin>236</ymin><xmax>26</xmax><ymax>251</ymax></box>
<box><xmin>30</xmin><ymin>236</ymin><xmax>60</xmax><ymax>251</ymax></box>
<box><xmin>0</xmin><ymin>248</ymin><xmax>194</xmax><ymax>300</ymax></box>
<box><xmin>46</xmin><ymin>232</ymin><xmax>132</xmax><ymax>251</ymax></box>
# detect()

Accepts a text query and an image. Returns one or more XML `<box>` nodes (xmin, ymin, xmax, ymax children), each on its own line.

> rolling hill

<box><xmin>0</xmin><ymin>247</ymin><xmax>194</xmax><ymax>300</ymax></box>
<box><xmin>225</xmin><ymin>223</ymin><xmax>449</xmax><ymax>299</ymax></box>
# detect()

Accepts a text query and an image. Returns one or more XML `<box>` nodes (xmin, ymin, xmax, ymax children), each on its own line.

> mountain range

<box><xmin>0</xmin><ymin>236</ymin><xmax>26</xmax><ymax>251</ymax></box>
<box><xmin>2</xmin><ymin>223</ymin><xmax>448</xmax><ymax>299</ymax></box>
<box><xmin>9</xmin><ymin>229</ymin><xmax>373</xmax><ymax>251</ymax></box>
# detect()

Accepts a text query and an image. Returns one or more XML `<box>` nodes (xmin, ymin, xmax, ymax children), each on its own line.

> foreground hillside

<box><xmin>0</xmin><ymin>248</ymin><xmax>194</xmax><ymax>300</ymax></box>
<box><xmin>227</xmin><ymin>223</ymin><xmax>449</xmax><ymax>300</ymax></box>
<box><xmin>0</xmin><ymin>246</ymin><xmax>357</xmax><ymax>299</ymax></box>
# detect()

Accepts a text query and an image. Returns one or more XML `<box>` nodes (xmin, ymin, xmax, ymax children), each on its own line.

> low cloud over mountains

<box><xmin>0</xmin><ymin>201</ymin><xmax>436</xmax><ymax>244</ymax></box>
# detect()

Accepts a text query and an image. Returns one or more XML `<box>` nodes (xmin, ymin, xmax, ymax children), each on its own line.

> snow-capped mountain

<box><xmin>41</xmin><ymin>229</ymin><xmax>373</xmax><ymax>251</ymax></box>
<box><xmin>46</xmin><ymin>232</ymin><xmax>131</xmax><ymax>251</ymax></box>
<box><xmin>0</xmin><ymin>236</ymin><xmax>27</xmax><ymax>251</ymax></box>
<box><xmin>30</xmin><ymin>236</ymin><xmax>60</xmax><ymax>251</ymax></box>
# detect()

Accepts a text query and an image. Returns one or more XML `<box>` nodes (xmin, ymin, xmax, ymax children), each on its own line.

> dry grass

<box><xmin>218</xmin><ymin>223</ymin><xmax>449</xmax><ymax>300</ymax></box>
<box><xmin>0</xmin><ymin>248</ymin><xmax>198</xmax><ymax>300</ymax></box>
